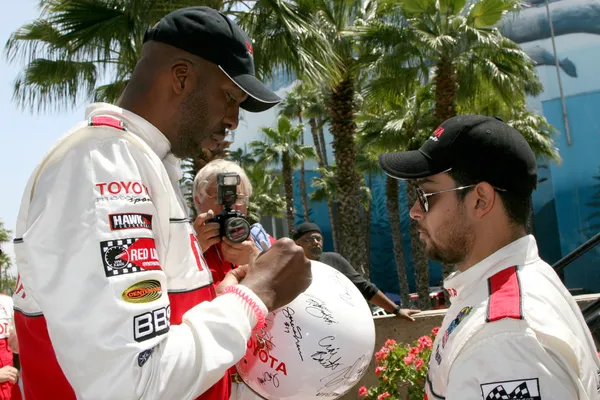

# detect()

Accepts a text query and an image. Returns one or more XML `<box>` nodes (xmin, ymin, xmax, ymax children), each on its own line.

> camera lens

<box><xmin>225</xmin><ymin>217</ymin><xmax>250</xmax><ymax>243</ymax></box>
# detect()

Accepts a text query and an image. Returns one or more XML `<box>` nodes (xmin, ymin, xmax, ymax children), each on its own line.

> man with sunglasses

<box><xmin>379</xmin><ymin>115</ymin><xmax>600</xmax><ymax>400</ymax></box>
<box><xmin>293</xmin><ymin>222</ymin><xmax>420</xmax><ymax>321</ymax></box>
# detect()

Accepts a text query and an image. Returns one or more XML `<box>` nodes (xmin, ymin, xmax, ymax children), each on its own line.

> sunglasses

<box><xmin>416</xmin><ymin>184</ymin><xmax>507</xmax><ymax>213</ymax></box>
<box><xmin>415</xmin><ymin>185</ymin><xmax>476</xmax><ymax>213</ymax></box>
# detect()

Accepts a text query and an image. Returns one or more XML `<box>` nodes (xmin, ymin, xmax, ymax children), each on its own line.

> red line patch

<box><xmin>487</xmin><ymin>266</ymin><xmax>522</xmax><ymax>322</ymax></box>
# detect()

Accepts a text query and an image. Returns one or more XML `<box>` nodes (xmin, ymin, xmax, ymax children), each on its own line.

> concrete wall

<box><xmin>339</xmin><ymin>294</ymin><xmax>600</xmax><ymax>400</ymax></box>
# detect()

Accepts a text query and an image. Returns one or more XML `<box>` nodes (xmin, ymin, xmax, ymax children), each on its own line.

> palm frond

<box><xmin>13</xmin><ymin>58</ymin><xmax>97</xmax><ymax>113</ymax></box>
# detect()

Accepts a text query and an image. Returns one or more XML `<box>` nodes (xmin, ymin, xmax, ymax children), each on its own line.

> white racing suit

<box><xmin>426</xmin><ymin>235</ymin><xmax>600</xmax><ymax>400</ymax></box>
<box><xmin>12</xmin><ymin>103</ymin><xmax>266</xmax><ymax>400</ymax></box>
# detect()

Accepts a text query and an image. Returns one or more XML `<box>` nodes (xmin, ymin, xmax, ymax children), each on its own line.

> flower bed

<box><xmin>358</xmin><ymin>327</ymin><xmax>440</xmax><ymax>400</ymax></box>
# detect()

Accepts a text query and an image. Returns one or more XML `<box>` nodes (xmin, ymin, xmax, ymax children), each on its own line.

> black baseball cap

<box><xmin>292</xmin><ymin>222</ymin><xmax>322</xmax><ymax>241</ymax></box>
<box><xmin>143</xmin><ymin>7</ymin><xmax>281</xmax><ymax>113</ymax></box>
<box><xmin>378</xmin><ymin>115</ymin><xmax>538</xmax><ymax>196</ymax></box>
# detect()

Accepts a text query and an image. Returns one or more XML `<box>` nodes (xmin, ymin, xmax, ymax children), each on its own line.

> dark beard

<box><xmin>171</xmin><ymin>83</ymin><xmax>212</xmax><ymax>159</ymax></box>
<box><xmin>423</xmin><ymin>214</ymin><xmax>474</xmax><ymax>266</ymax></box>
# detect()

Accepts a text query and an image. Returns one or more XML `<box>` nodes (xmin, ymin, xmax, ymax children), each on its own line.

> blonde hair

<box><xmin>192</xmin><ymin>159</ymin><xmax>253</xmax><ymax>212</ymax></box>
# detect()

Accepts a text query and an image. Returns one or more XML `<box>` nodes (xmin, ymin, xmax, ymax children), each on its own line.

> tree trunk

<box><xmin>434</xmin><ymin>53</ymin><xmax>458</xmax><ymax>303</ymax></box>
<box><xmin>433</xmin><ymin>53</ymin><xmax>457</xmax><ymax>124</ymax></box>
<box><xmin>327</xmin><ymin>200</ymin><xmax>340</xmax><ymax>253</ymax></box>
<box><xmin>317</xmin><ymin>116</ymin><xmax>328</xmax><ymax>166</ymax></box>
<box><xmin>282</xmin><ymin>153</ymin><xmax>295</xmax><ymax>235</ymax></box>
<box><xmin>309</xmin><ymin>118</ymin><xmax>324</xmax><ymax>164</ymax></box>
<box><xmin>298</xmin><ymin>114</ymin><xmax>310</xmax><ymax>222</ymax></box>
<box><xmin>386</xmin><ymin>177</ymin><xmax>411</xmax><ymax>306</ymax></box>
<box><xmin>406</xmin><ymin>182</ymin><xmax>431</xmax><ymax>310</ymax></box>
<box><xmin>310</xmin><ymin>116</ymin><xmax>339</xmax><ymax>249</ymax></box>
<box><xmin>363</xmin><ymin>172</ymin><xmax>373</xmax><ymax>280</ymax></box>
<box><xmin>327</xmin><ymin>72</ymin><xmax>365</xmax><ymax>275</ymax></box>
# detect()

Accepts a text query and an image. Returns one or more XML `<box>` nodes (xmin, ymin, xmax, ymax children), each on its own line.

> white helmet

<box><xmin>236</xmin><ymin>260</ymin><xmax>376</xmax><ymax>399</ymax></box>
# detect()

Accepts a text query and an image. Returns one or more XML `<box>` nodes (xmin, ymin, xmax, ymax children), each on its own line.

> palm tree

<box><xmin>398</xmin><ymin>0</ymin><xmax>541</xmax><ymax>124</ymax></box>
<box><xmin>5</xmin><ymin>0</ymin><xmax>340</xmax><ymax>112</ymax></box>
<box><xmin>245</xmin><ymin>164</ymin><xmax>286</xmax><ymax>234</ymax></box>
<box><xmin>296</xmin><ymin>0</ymin><xmax>374</xmax><ymax>276</ymax></box>
<box><xmin>278</xmin><ymin>84</ymin><xmax>311</xmax><ymax>222</ymax></box>
<box><xmin>356</xmin><ymin>148</ymin><xmax>383</xmax><ymax>280</ymax></box>
<box><xmin>0</xmin><ymin>220</ymin><xmax>14</xmax><ymax>295</ymax></box>
<box><xmin>310</xmin><ymin>165</ymin><xmax>372</xmax><ymax>271</ymax></box>
<box><xmin>310</xmin><ymin>166</ymin><xmax>339</xmax><ymax>253</ymax></box>
<box><xmin>251</xmin><ymin>116</ymin><xmax>317</xmax><ymax>234</ymax></box>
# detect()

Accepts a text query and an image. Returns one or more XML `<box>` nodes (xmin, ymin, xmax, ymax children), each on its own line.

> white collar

<box><xmin>444</xmin><ymin>235</ymin><xmax>541</xmax><ymax>301</ymax></box>
<box><xmin>85</xmin><ymin>102</ymin><xmax>173</xmax><ymax>160</ymax></box>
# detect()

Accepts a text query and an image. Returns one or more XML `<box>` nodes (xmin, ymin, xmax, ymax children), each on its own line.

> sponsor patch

<box><xmin>109</xmin><ymin>213</ymin><xmax>153</xmax><ymax>231</ymax></box>
<box><xmin>442</xmin><ymin>306</ymin><xmax>472</xmax><ymax>348</ymax></box>
<box><xmin>133</xmin><ymin>305</ymin><xmax>170</xmax><ymax>342</ymax></box>
<box><xmin>480</xmin><ymin>378</ymin><xmax>540</xmax><ymax>400</ymax></box>
<box><xmin>138</xmin><ymin>348</ymin><xmax>154</xmax><ymax>367</ymax></box>
<box><xmin>96</xmin><ymin>181</ymin><xmax>149</xmax><ymax>196</ymax></box>
<box><xmin>100</xmin><ymin>238</ymin><xmax>161</xmax><ymax>277</ymax></box>
<box><xmin>122</xmin><ymin>280</ymin><xmax>162</xmax><ymax>304</ymax></box>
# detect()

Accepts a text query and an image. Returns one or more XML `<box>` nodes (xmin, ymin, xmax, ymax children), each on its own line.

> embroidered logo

<box><xmin>442</xmin><ymin>306</ymin><xmax>472</xmax><ymax>348</ymax></box>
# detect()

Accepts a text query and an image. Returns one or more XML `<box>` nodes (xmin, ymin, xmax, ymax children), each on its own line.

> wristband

<box><xmin>223</xmin><ymin>285</ymin><xmax>266</xmax><ymax>331</ymax></box>
<box><xmin>393</xmin><ymin>305</ymin><xmax>401</xmax><ymax>315</ymax></box>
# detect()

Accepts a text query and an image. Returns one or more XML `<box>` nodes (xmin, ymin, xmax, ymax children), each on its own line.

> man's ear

<box><xmin>471</xmin><ymin>182</ymin><xmax>496</xmax><ymax>219</ymax></box>
<box><xmin>171</xmin><ymin>61</ymin><xmax>193</xmax><ymax>95</ymax></box>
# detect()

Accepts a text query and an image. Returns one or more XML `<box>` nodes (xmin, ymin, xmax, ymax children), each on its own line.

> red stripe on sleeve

<box><xmin>487</xmin><ymin>266</ymin><xmax>522</xmax><ymax>322</ymax></box>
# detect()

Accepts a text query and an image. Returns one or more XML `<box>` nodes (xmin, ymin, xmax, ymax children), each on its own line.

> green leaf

<box><xmin>468</xmin><ymin>0</ymin><xmax>515</xmax><ymax>28</ymax></box>
<box><xmin>401</xmin><ymin>0</ymin><xmax>435</xmax><ymax>14</ymax></box>
<box><xmin>277</xmin><ymin>116</ymin><xmax>292</xmax><ymax>134</ymax></box>
<box><xmin>443</xmin><ymin>0</ymin><xmax>467</xmax><ymax>15</ymax></box>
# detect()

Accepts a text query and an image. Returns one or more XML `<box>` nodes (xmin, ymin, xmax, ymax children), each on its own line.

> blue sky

<box><xmin>0</xmin><ymin>1</ymin><xmax>303</xmax><ymax>270</ymax></box>
<box><xmin>0</xmin><ymin>2</ymin><xmax>86</xmax><ymax>268</ymax></box>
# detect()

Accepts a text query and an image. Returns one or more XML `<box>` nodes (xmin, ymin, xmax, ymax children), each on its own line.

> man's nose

<box><xmin>223</xmin><ymin>105</ymin><xmax>240</xmax><ymax>131</ymax></box>
<box><xmin>409</xmin><ymin>199</ymin><xmax>424</xmax><ymax>221</ymax></box>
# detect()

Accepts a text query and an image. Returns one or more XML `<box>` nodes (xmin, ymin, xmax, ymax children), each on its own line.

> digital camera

<box><xmin>210</xmin><ymin>173</ymin><xmax>250</xmax><ymax>243</ymax></box>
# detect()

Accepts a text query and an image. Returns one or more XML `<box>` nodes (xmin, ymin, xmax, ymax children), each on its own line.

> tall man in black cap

<box><xmin>12</xmin><ymin>7</ymin><xmax>311</xmax><ymax>400</ymax></box>
<box><xmin>293</xmin><ymin>222</ymin><xmax>419</xmax><ymax>321</ymax></box>
<box><xmin>379</xmin><ymin>115</ymin><xmax>600</xmax><ymax>400</ymax></box>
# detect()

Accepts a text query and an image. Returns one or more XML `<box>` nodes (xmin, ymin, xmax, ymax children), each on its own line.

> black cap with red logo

<box><xmin>378</xmin><ymin>115</ymin><xmax>538</xmax><ymax>196</ymax></box>
<box><xmin>143</xmin><ymin>6</ymin><xmax>281</xmax><ymax>113</ymax></box>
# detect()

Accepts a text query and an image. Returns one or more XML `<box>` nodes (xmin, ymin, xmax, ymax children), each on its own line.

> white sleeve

<box><xmin>19</xmin><ymin>134</ymin><xmax>266</xmax><ymax>399</ymax></box>
<box><xmin>447</xmin><ymin>329</ymin><xmax>578</xmax><ymax>400</ymax></box>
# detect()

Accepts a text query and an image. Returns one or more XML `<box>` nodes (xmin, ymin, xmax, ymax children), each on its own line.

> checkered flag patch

<box><xmin>482</xmin><ymin>379</ymin><xmax>541</xmax><ymax>400</ymax></box>
<box><xmin>486</xmin><ymin>386</ymin><xmax>509</xmax><ymax>400</ymax></box>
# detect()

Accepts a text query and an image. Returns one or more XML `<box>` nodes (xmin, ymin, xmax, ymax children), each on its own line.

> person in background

<box><xmin>193</xmin><ymin>159</ymin><xmax>275</xmax><ymax>285</ymax></box>
<box><xmin>293</xmin><ymin>222</ymin><xmax>420</xmax><ymax>321</ymax></box>
<box><xmin>192</xmin><ymin>159</ymin><xmax>274</xmax><ymax>400</ymax></box>
<box><xmin>0</xmin><ymin>294</ymin><xmax>17</xmax><ymax>400</ymax></box>
<box><xmin>379</xmin><ymin>114</ymin><xmax>600</xmax><ymax>399</ymax></box>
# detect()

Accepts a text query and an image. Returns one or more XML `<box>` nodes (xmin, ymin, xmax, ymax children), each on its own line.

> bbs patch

<box><xmin>100</xmin><ymin>237</ymin><xmax>161</xmax><ymax>277</ymax></box>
